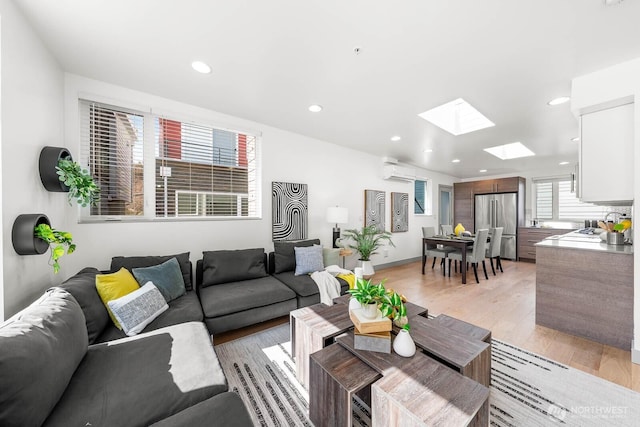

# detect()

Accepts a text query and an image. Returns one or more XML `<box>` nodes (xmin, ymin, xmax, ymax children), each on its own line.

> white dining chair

<box><xmin>447</xmin><ymin>229</ymin><xmax>490</xmax><ymax>284</ymax></box>
<box><xmin>422</xmin><ymin>226</ymin><xmax>455</xmax><ymax>276</ymax></box>
<box><xmin>486</xmin><ymin>227</ymin><xmax>504</xmax><ymax>275</ymax></box>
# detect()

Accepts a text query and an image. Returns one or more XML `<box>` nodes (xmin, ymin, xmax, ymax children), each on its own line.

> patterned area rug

<box><xmin>215</xmin><ymin>324</ymin><xmax>640</xmax><ymax>426</ymax></box>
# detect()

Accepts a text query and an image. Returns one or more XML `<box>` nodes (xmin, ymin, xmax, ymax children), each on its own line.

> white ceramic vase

<box><xmin>393</xmin><ymin>329</ymin><xmax>416</xmax><ymax>357</ymax></box>
<box><xmin>359</xmin><ymin>260</ymin><xmax>375</xmax><ymax>277</ymax></box>
<box><xmin>362</xmin><ymin>302</ymin><xmax>379</xmax><ymax>319</ymax></box>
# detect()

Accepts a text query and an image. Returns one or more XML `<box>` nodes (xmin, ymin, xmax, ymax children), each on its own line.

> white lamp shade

<box><xmin>326</xmin><ymin>207</ymin><xmax>348</xmax><ymax>224</ymax></box>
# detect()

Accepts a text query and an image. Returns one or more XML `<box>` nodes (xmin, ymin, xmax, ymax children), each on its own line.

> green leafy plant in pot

<box><xmin>56</xmin><ymin>157</ymin><xmax>100</xmax><ymax>207</ymax></box>
<box><xmin>343</xmin><ymin>225</ymin><xmax>395</xmax><ymax>276</ymax></box>
<box><xmin>348</xmin><ymin>278</ymin><xmax>407</xmax><ymax>321</ymax></box>
<box><xmin>34</xmin><ymin>224</ymin><xmax>76</xmax><ymax>274</ymax></box>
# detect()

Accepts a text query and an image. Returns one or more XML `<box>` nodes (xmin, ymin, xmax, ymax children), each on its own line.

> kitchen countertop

<box><xmin>535</xmin><ymin>231</ymin><xmax>633</xmax><ymax>255</ymax></box>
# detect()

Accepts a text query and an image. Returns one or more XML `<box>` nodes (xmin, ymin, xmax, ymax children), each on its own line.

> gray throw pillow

<box><xmin>273</xmin><ymin>239</ymin><xmax>320</xmax><ymax>273</ymax></box>
<box><xmin>107</xmin><ymin>282</ymin><xmax>169</xmax><ymax>336</ymax></box>
<box><xmin>0</xmin><ymin>288</ymin><xmax>87</xmax><ymax>427</ymax></box>
<box><xmin>132</xmin><ymin>257</ymin><xmax>186</xmax><ymax>303</ymax></box>
<box><xmin>202</xmin><ymin>248</ymin><xmax>267</xmax><ymax>287</ymax></box>
<box><xmin>111</xmin><ymin>252</ymin><xmax>192</xmax><ymax>289</ymax></box>
<box><xmin>294</xmin><ymin>245</ymin><xmax>324</xmax><ymax>276</ymax></box>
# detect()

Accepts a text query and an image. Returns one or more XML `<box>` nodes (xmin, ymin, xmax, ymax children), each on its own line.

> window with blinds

<box><xmin>534</xmin><ymin>177</ymin><xmax>614</xmax><ymax>221</ymax></box>
<box><xmin>79</xmin><ymin>99</ymin><xmax>260</xmax><ymax>220</ymax></box>
<box><xmin>414</xmin><ymin>179</ymin><xmax>433</xmax><ymax>215</ymax></box>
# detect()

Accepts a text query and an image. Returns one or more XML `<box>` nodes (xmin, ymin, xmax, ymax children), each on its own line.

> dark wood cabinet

<box><xmin>472</xmin><ymin>177</ymin><xmax>519</xmax><ymax>194</ymax></box>
<box><xmin>517</xmin><ymin>227</ymin><xmax>576</xmax><ymax>262</ymax></box>
<box><xmin>453</xmin><ymin>182</ymin><xmax>475</xmax><ymax>232</ymax></box>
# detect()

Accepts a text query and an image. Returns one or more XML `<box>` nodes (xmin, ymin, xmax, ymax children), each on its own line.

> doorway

<box><xmin>439</xmin><ymin>185</ymin><xmax>453</xmax><ymax>232</ymax></box>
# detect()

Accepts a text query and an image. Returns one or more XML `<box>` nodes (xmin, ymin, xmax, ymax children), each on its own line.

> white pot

<box><xmin>393</xmin><ymin>329</ymin><xmax>416</xmax><ymax>357</ymax></box>
<box><xmin>348</xmin><ymin>297</ymin><xmax>362</xmax><ymax>312</ymax></box>
<box><xmin>359</xmin><ymin>260</ymin><xmax>375</xmax><ymax>277</ymax></box>
<box><xmin>362</xmin><ymin>302</ymin><xmax>379</xmax><ymax>319</ymax></box>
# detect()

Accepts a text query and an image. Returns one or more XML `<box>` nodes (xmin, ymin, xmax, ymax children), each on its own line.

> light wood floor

<box><xmin>216</xmin><ymin>259</ymin><xmax>640</xmax><ymax>392</ymax></box>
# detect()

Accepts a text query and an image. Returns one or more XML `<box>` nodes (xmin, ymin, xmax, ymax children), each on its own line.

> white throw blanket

<box><xmin>310</xmin><ymin>265</ymin><xmax>351</xmax><ymax>305</ymax></box>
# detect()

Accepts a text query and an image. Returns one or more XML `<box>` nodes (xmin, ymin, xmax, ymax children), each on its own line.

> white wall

<box><xmin>1</xmin><ymin>1</ymin><xmax>66</xmax><ymax>319</ymax></box>
<box><xmin>571</xmin><ymin>57</ymin><xmax>640</xmax><ymax>363</ymax></box>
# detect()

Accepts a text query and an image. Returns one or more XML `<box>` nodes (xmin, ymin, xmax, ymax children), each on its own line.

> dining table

<box><xmin>422</xmin><ymin>235</ymin><xmax>475</xmax><ymax>284</ymax></box>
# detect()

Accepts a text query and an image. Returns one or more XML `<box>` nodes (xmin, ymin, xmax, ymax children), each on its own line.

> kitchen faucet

<box><xmin>604</xmin><ymin>211</ymin><xmax>625</xmax><ymax>223</ymax></box>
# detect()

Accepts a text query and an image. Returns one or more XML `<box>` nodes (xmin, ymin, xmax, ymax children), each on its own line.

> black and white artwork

<box><xmin>364</xmin><ymin>189</ymin><xmax>385</xmax><ymax>232</ymax></box>
<box><xmin>272</xmin><ymin>181</ymin><xmax>308</xmax><ymax>241</ymax></box>
<box><xmin>391</xmin><ymin>192</ymin><xmax>409</xmax><ymax>232</ymax></box>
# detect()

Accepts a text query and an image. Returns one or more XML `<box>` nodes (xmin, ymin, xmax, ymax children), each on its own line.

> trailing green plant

<box><xmin>56</xmin><ymin>157</ymin><xmax>100</xmax><ymax>207</ymax></box>
<box><xmin>34</xmin><ymin>224</ymin><xmax>76</xmax><ymax>274</ymax></box>
<box><xmin>348</xmin><ymin>278</ymin><xmax>407</xmax><ymax>322</ymax></box>
<box><xmin>342</xmin><ymin>225</ymin><xmax>395</xmax><ymax>261</ymax></box>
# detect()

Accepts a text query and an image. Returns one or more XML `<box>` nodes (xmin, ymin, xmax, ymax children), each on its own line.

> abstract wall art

<box><xmin>391</xmin><ymin>192</ymin><xmax>409</xmax><ymax>232</ymax></box>
<box><xmin>364</xmin><ymin>189</ymin><xmax>385</xmax><ymax>232</ymax></box>
<box><xmin>272</xmin><ymin>181</ymin><xmax>308</xmax><ymax>241</ymax></box>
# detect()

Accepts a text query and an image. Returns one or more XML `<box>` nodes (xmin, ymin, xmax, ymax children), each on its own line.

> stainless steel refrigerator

<box><xmin>475</xmin><ymin>193</ymin><xmax>517</xmax><ymax>260</ymax></box>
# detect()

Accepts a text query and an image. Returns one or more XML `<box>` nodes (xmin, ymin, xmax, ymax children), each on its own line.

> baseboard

<box><xmin>374</xmin><ymin>256</ymin><xmax>421</xmax><ymax>271</ymax></box>
<box><xmin>632</xmin><ymin>340</ymin><xmax>640</xmax><ymax>365</ymax></box>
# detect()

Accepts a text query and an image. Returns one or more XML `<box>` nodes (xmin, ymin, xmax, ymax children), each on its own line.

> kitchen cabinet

<box><xmin>473</xmin><ymin>177</ymin><xmax>520</xmax><ymax>194</ymax></box>
<box><xmin>517</xmin><ymin>227</ymin><xmax>576</xmax><ymax>262</ymax></box>
<box><xmin>579</xmin><ymin>103</ymin><xmax>634</xmax><ymax>204</ymax></box>
<box><xmin>453</xmin><ymin>182</ymin><xmax>474</xmax><ymax>233</ymax></box>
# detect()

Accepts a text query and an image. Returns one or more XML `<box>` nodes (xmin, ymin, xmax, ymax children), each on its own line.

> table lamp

<box><xmin>326</xmin><ymin>206</ymin><xmax>348</xmax><ymax>248</ymax></box>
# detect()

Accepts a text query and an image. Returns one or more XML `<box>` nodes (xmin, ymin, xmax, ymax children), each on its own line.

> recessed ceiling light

<box><xmin>484</xmin><ymin>142</ymin><xmax>535</xmax><ymax>160</ymax></box>
<box><xmin>547</xmin><ymin>96</ymin><xmax>570</xmax><ymax>106</ymax></box>
<box><xmin>390</xmin><ymin>136</ymin><xmax>401</xmax><ymax>142</ymax></box>
<box><xmin>418</xmin><ymin>98</ymin><xmax>495</xmax><ymax>136</ymax></box>
<box><xmin>559</xmin><ymin>161</ymin><xmax>570</xmax><ymax>165</ymax></box>
<box><xmin>308</xmin><ymin>104</ymin><xmax>323</xmax><ymax>113</ymax></box>
<box><xmin>452</xmin><ymin>159</ymin><xmax>461</xmax><ymax>163</ymax></box>
<box><xmin>604</xmin><ymin>0</ymin><xmax>624</xmax><ymax>6</ymax></box>
<box><xmin>423</xmin><ymin>149</ymin><xmax>433</xmax><ymax>153</ymax></box>
<box><xmin>191</xmin><ymin>61</ymin><xmax>212</xmax><ymax>74</ymax></box>
<box><xmin>479</xmin><ymin>169</ymin><xmax>487</xmax><ymax>173</ymax></box>
<box><xmin>571</xmin><ymin>137</ymin><xmax>580</xmax><ymax>142</ymax></box>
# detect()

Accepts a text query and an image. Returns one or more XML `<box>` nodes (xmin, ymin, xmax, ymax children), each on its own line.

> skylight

<box><xmin>418</xmin><ymin>98</ymin><xmax>495</xmax><ymax>136</ymax></box>
<box><xmin>483</xmin><ymin>142</ymin><xmax>535</xmax><ymax>160</ymax></box>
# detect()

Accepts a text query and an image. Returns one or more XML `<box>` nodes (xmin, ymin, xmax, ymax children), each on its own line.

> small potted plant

<box><xmin>348</xmin><ymin>278</ymin><xmax>406</xmax><ymax>321</ymax></box>
<box><xmin>34</xmin><ymin>223</ymin><xmax>76</xmax><ymax>274</ymax></box>
<box><xmin>343</xmin><ymin>225</ymin><xmax>395</xmax><ymax>276</ymax></box>
<box><xmin>56</xmin><ymin>156</ymin><xmax>100</xmax><ymax>207</ymax></box>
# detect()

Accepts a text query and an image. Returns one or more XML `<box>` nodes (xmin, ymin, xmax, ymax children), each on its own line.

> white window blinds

<box><xmin>79</xmin><ymin>99</ymin><xmax>260</xmax><ymax>220</ymax></box>
<box><xmin>534</xmin><ymin>177</ymin><xmax>617</xmax><ymax>221</ymax></box>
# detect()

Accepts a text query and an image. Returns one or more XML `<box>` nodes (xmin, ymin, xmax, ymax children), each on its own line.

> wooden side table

<box><xmin>339</xmin><ymin>248</ymin><xmax>353</xmax><ymax>268</ymax></box>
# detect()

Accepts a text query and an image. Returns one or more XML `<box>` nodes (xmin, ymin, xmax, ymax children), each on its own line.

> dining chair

<box><xmin>441</xmin><ymin>224</ymin><xmax>453</xmax><ymax>236</ymax></box>
<box><xmin>447</xmin><ymin>229</ymin><xmax>490</xmax><ymax>284</ymax></box>
<box><xmin>422</xmin><ymin>226</ymin><xmax>455</xmax><ymax>276</ymax></box>
<box><xmin>486</xmin><ymin>227</ymin><xmax>504</xmax><ymax>275</ymax></box>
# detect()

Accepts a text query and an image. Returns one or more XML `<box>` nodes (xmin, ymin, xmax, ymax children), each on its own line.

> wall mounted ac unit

<box><xmin>383</xmin><ymin>165</ymin><xmax>416</xmax><ymax>181</ymax></box>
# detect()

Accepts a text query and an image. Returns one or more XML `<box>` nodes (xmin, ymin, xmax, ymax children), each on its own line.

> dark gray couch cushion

<box><xmin>44</xmin><ymin>322</ymin><xmax>227</xmax><ymax>427</ymax></box>
<box><xmin>201</xmin><ymin>248</ymin><xmax>268</xmax><ymax>287</ymax></box>
<box><xmin>273</xmin><ymin>239</ymin><xmax>320</xmax><ymax>273</ymax></box>
<box><xmin>274</xmin><ymin>271</ymin><xmax>350</xmax><ymax>298</ymax></box>
<box><xmin>150</xmin><ymin>392</ymin><xmax>253</xmax><ymax>427</ymax></box>
<box><xmin>200</xmin><ymin>276</ymin><xmax>296</xmax><ymax>318</ymax></box>
<box><xmin>58</xmin><ymin>267</ymin><xmax>110</xmax><ymax>344</ymax></box>
<box><xmin>94</xmin><ymin>291</ymin><xmax>203</xmax><ymax>343</ymax></box>
<box><xmin>0</xmin><ymin>288</ymin><xmax>87</xmax><ymax>427</ymax></box>
<box><xmin>111</xmin><ymin>252</ymin><xmax>192</xmax><ymax>290</ymax></box>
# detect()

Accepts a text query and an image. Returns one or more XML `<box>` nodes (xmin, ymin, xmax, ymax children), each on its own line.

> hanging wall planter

<box><xmin>12</xmin><ymin>214</ymin><xmax>51</xmax><ymax>255</ymax></box>
<box><xmin>39</xmin><ymin>146</ymin><xmax>72</xmax><ymax>192</ymax></box>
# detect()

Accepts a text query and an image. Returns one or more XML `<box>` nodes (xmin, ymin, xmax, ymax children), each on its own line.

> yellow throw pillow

<box><xmin>95</xmin><ymin>268</ymin><xmax>140</xmax><ymax>329</ymax></box>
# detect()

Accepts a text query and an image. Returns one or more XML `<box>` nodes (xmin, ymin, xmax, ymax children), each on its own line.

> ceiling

<box><xmin>16</xmin><ymin>0</ymin><xmax>640</xmax><ymax>178</ymax></box>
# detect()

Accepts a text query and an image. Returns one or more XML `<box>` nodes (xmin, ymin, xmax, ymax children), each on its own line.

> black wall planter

<box><xmin>12</xmin><ymin>214</ymin><xmax>51</xmax><ymax>255</ymax></box>
<box><xmin>39</xmin><ymin>146</ymin><xmax>72</xmax><ymax>192</ymax></box>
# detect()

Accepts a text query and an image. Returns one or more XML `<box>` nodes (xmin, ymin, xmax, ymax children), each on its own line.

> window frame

<box><xmin>77</xmin><ymin>97</ymin><xmax>262</xmax><ymax>223</ymax></box>
<box><xmin>414</xmin><ymin>178</ymin><xmax>433</xmax><ymax>216</ymax></box>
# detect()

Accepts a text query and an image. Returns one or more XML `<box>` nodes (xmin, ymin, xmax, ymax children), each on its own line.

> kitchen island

<box><xmin>535</xmin><ymin>232</ymin><xmax>633</xmax><ymax>350</ymax></box>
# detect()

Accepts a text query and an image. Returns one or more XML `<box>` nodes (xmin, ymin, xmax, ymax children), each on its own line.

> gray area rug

<box><xmin>216</xmin><ymin>324</ymin><xmax>640</xmax><ymax>426</ymax></box>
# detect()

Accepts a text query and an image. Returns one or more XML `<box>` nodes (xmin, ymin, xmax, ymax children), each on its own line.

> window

<box><xmin>533</xmin><ymin>177</ymin><xmax>619</xmax><ymax>221</ymax></box>
<box><xmin>80</xmin><ymin>100</ymin><xmax>260</xmax><ymax>220</ymax></box>
<box><xmin>414</xmin><ymin>179</ymin><xmax>433</xmax><ymax>215</ymax></box>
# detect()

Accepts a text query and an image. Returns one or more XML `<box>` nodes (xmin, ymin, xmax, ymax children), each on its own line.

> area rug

<box><xmin>215</xmin><ymin>324</ymin><xmax>640</xmax><ymax>426</ymax></box>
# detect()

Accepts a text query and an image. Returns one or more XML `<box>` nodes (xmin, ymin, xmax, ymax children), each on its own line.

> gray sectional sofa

<box><xmin>0</xmin><ymin>253</ymin><xmax>253</xmax><ymax>427</ymax></box>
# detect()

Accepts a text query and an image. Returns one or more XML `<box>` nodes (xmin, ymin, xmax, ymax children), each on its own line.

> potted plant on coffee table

<box><xmin>348</xmin><ymin>278</ymin><xmax>406</xmax><ymax>321</ymax></box>
<box><xmin>343</xmin><ymin>224</ymin><xmax>395</xmax><ymax>276</ymax></box>
<box><xmin>34</xmin><ymin>223</ymin><xmax>76</xmax><ymax>274</ymax></box>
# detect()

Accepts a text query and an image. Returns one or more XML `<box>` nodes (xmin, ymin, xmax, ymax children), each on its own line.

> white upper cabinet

<box><xmin>579</xmin><ymin>103</ymin><xmax>634</xmax><ymax>204</ymax></box>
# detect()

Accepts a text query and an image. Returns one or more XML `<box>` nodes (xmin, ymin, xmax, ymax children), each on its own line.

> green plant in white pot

<box><xmin>34</xmin><ymin>223</ymin><xmax>76</xmax><ymax>274</ymax></box>
<box><xmin>348</xmin><ymin>278</ymin><xmax>406</xmax><ymax>321</ymax></box>
<box><xmin>343</xmin><ymin>225</ymin><xmax>395</xmax><ymax>276</ymax></box>
<box><xmin>56</xmin><ymin>157</ymin><xmax>100</xmax><ymax>207</ymax></box>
